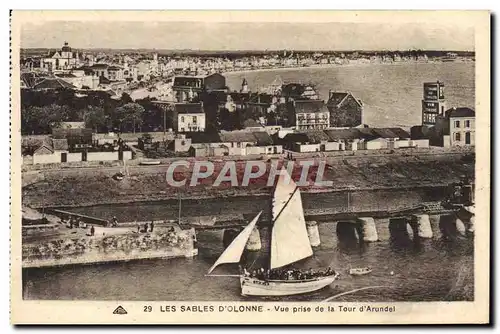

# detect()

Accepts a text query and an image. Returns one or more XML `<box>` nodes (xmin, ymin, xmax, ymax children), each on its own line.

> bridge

<box><xmin>39</xmin><ymin>199</ymin><xmax>474</xmax><ymax>252</ymax></box>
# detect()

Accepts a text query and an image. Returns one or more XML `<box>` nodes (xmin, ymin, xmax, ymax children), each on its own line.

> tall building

<box><xmin>40</xmin><ymin>42</ymin><xmax>82</xmax><ymax>72</ymax></box>
<box><xmin>422</xmin><ymin>81</ymin><xmax>447</xmax><ymax>126</ymax></box>
<box><xmin>290</xmin><ymin>100</ymin><xmax>330</xmax><ymax>130</ymax></box>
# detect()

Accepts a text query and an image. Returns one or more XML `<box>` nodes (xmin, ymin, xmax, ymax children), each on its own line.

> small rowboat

<box><xmin>140</xmin><ymin>161</ymin><xmax>161</xmax><ymax>166</ymax></box>
<box><xmin>349</xmin><ymin>267</ymin><xmax>373</xmax><ymax>276</ymax></box>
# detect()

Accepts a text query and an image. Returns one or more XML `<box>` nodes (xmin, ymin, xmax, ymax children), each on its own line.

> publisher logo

<box><xmin>113</xmin><ymin>305</ymin><xmax>128</xmax><ymax>315</ymax></box>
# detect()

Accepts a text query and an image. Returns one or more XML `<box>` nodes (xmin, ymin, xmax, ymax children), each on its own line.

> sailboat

<box><xmin>207</xmin><ymin>173</ymin><xmax>339</xmax><ymax>297</ymax></box>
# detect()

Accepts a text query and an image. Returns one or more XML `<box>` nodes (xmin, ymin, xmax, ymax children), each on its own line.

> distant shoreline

<box><xmin>221</xmin><ymin>60</ymin><xmax>473</xmax><ymax>77</ymax></box>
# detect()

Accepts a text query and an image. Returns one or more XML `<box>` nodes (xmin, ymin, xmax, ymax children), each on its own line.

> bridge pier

<box><xmin>439</xmin><ymin>214</ymin><xmax>458</xmax><ymax>239</ymax></box>
<box><xmin>389</xmin><ymin>217</ymin><xmax>411</xmax><ymax>242</ymax></box>
<box><xmin>455</xmin><ymin>217</ymin><xmax>467</xmax><ymax>236</ymax></box>
<box><xmin>412</xmin><ymin>214</ymin><xmax>433</xmax><ymax>239</ymax></box>
<box><xmin>306</xmin><ymin>221</ymin><xmax>321</xmax><ymax>247</ymax></box>
<box><xmin>357</xmin><ymin>217</ymin><xmax>378</xmax><ymax>242</ymax></box>
<box><xmin>246</xmin><ymin>227</ymin><xmax>262</xmax><ymax>251</ymax></box>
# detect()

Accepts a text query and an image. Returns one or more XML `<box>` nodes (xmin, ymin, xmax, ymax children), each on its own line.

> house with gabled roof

<box><xmin>186</xmin><ymin>130</ymin><xmax>282</xmax><ymax>157</ymax></box>
<box><xmin>326</xmin><ymin>91</ymin><xmax>364</xmax><ymax>127</ymax></box>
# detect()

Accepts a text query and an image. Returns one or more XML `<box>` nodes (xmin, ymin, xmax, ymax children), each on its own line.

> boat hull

<box><xmin>240</xmin><ymin>275</ymin><xmax>338</xmax><ymax>297</ymax></box>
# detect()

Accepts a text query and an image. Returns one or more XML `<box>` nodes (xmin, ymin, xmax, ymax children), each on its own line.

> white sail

<box><xmin>207</xmin><ymin>211</ymin><xmax>262</xmax><ymax>275</ymax></box>
<box><xmin>270</xmin><ymin>174</ymin><xmax>313</xmax><ymax>270</ymax></box>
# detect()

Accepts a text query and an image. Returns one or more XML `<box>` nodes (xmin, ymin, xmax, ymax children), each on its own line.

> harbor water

<box><xmin>22</xmin><ymin>190</ymin><xmax>473</xmax><ymax>302</ymax></box>
<box><xmin>23</xmin><ymin>222</ymin><xmax>473</xmax><ymax>301</ymax></box>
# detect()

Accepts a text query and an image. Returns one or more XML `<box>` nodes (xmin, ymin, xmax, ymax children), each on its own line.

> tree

<box><xmin>115</xmin><ymin>103</ymin><xmax>145</xmax><ymax>133</ymax></box>
<box><xmin>84</xmin><ymin>106</ymin><xmax>107</xmax><ymax>133</ymax></box>
<box><xmin>21</xmin><ymin>104</ymin><xmax>71</xmax><ymax>135</ymax></box>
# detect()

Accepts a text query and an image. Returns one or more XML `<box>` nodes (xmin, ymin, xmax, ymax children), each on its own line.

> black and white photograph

<box><xmin>9</xmin><ymin>10</ymin><xmax>490</xmax><ymax>325</ymax></box>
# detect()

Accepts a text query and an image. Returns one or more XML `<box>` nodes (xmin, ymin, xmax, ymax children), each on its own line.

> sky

<box><xmin>20</xmin><ymin>21</ymin><xmax>475</xmax><ymax>51</ymax></box>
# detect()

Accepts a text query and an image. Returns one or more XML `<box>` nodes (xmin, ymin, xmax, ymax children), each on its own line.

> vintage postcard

<box><xmin>10</xmin><ymin>10</ymin><xmax>490</xmax><ymax>324</ymax></box>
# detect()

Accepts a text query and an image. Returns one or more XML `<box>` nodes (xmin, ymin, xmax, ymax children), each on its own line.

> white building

<box><xmin>173</xmin><ymin>103</ymin><xmax>206</xmax><ymax>132</ymax></box>
<box><xmin>41</xmin><ymin>42</ymin><xmax>82</xmax><ymax>72</ymax></box>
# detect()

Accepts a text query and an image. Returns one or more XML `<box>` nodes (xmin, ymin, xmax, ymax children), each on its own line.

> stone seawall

<box><xmin>22</xmin><ymin>228</ymin><xmax>197</xmax><ymax>268</ymax></box>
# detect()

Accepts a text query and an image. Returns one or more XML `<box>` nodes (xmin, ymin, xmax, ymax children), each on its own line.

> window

<box><xmin>465</xmin><ymin>132</ymin><xmax>471</xmax><ymax>145</ymax></box>
<box><xmin>454</xmin><ymin>132</ymin><xmax>461</xmax><ymax>142</ymax></box>
<box><xmin>454</xmin><ymin>120</ymin><xmax>460</xmax><ymax>128</ymax></box>
<box><xmin>181</xmin><ymin>140</ymin><xmax>186</xmax><ymax>146</ymax></box>
<box><xmin>181</xmin><ymin>116</ymin><xmax>185</xmax><ymax>123</ymax></box>
<box><xmin>193</xmin><ymin>116</ymin><xmax>197</xmax><ymax>123</ymax></box>
<box><xmin>465</xmin><ymin>120</ymin><xmax>471</xmax><ymax>128</ymax></box>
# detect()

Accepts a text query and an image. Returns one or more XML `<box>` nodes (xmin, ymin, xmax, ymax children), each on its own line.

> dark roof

<box><xmin>32</xmin><ymin>78</ymin><xmax>76</xmax><ymax>90</ymax></box>
<box><xmin>294</xmin><ymin>100</ymin><xmax>327</xmax><ymax>114</ymax></box>
<box><xmin>303</xmin><ymin>130</ymin><xmax>330</xmax><ymax>142</ymax></box>
<box><xmin>252</xmin><ymin>131</ymin><xmax>274</xmax><ymax>146</ymax></box>
<box><xmin>21</xmin><ymin>72</ymin><xmax>43</xmax><ymax>88</ymax></box>
<box><xmin>446</xmin><ymin>107</ymin><xmax>475</xmax><ymax>118</ymax></box>
<box><xmin>220</xmin><ymin>131</ymin><xmax>258</xmax><ymax>143</ymax></box>
<box><xmin>34</xmin><ymin>137</ymin><xmax>55</xmax><ymax>154</ymax></box>
<box><xmin>90</xmin><ymin>63</ymin><xmax>109</xmax><ymax>69</ymax></box>
<box><xmin>175</xmin><ymin>103</ymin><xmax>204</xmax><ymax>114</ymax></box>
<box><xmin>327</xmin><ymin>92</ymin><xmax>362</xmax><ymax>107</ymax></box>
<box><xmin>108</xmin><ymin>66</ymin><xmax>122</xmax><ymax>71</ymax></box>
<box><xmin>327</xmin><ymin>92</ymin><xmax>349</xmax><ymax>106</ymax></box>
<box><xmin>283</xmin><ymin>133</ymin><xmax>310</xmax><ymax>143</ymax></box>
<box><xmin>371</xmin><ymin>128</ymin><xmax>400</xmax><ymax>139</ymax></box>
<box><xmin>186</xmin><ymin>132</ymin><xmax>221</xmax><ymax>144</ymax></box>
<box><xmin>55</xmin><ymin>73</ymin><xmax>77</xmax><ymax>78</ymax></box>
<box><xmin>283</xmin><ymin>130</ymin><xmax>328</xmax><ymax>144</ymax></box>
<box><xmin>99</xmin><ymin>76</ymin><xmax>111</xmax><ymax>84</ymax></box>
<box><xmin>386</xmin><ymin>127</ymin><xmax>410</xmax><ymax>139</ymax></box>
<box><xmin>356</xmin><ymin>128</ymin><xmax>379</xmax><ymax>140</ymax></box>
<box><xmin>324</xmin><ymin>128</ymin><xmax>362</xmax><ymax>141</ymax></box>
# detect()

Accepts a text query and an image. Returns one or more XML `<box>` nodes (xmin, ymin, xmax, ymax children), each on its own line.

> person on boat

<box><xmin>150</xmin><ymin>221</ymin><xmax>154</xmax><ymax>232</ymax></box>
<box><xmin>111</xmin><ymin>216</ymin><xmax>118</xmax><ymax>227</ymax></box>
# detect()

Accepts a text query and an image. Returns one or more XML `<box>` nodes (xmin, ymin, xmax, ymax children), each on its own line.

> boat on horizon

<box><xmin>206</xmin><ymin>172</ymin><xmax>339</xmax><ymax>297</ymax></box>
